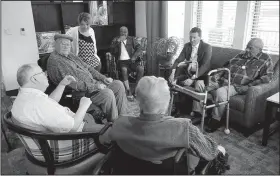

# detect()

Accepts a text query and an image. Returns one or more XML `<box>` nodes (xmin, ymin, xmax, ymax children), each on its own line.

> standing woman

<box><xmin>66</xmin><ymin>12</ymin><xmax>102</xmax><ymax>72</ymax></box>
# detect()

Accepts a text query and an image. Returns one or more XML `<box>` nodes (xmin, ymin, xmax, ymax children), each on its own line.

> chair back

<box><xmin>3</xmin><ymin>112</ymin><xmax>101</xmax><ymax>174</ymax></box>
<box><xmin>95</xmin><ymin>143</ymin><xmax>189</xmax><ymax>175</ymax></box>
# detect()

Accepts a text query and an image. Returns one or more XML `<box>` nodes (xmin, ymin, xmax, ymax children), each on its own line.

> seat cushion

<box><xmin>25</xmin><ymin>152</ymin><xmax>104</xmax><ymax>174</ymax></box>
<box><xmin>229</xmin><ymin>95</ymin><xmax>246</xmax><ymax>112</ymax></box>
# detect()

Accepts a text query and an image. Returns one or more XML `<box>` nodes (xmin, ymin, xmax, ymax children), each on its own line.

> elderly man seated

<box><xmin>109</xmin><ymin>76</ymin><xmax>226</xmax><ymax>173</ymax></box>
<box><xmin>110</xmin><ymin>26</ymin><xmax>144</xmax><ymax>101</ymax></box>
<box><xmin>11</xmin><ymin>64</ymin><xmax>105</xmax><ymax>134</ymax></box>
<box><xmin>192</xmin><ymin>38</ymin><xmax>274</xmax><ymax>133</ymax></box>
<box><xmin>47</xmin><ymin>34</ymin><xmax>128</xmax><ymax>122</ymax></box>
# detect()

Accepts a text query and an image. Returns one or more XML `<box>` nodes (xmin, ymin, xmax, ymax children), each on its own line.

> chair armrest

<box><xmin>244</xmin><ymin>79</ymin><xmax>279</xmax><ymax>124</ymax></box>
<box><xmin>94</xmin><ymin>122</ymin><xmax>113</xmax><ymax>154</ymax></box>
<box><xmin>92</xmin><ymin>150</ymin><xmax>113</xmax><ymax>175</ymax></box>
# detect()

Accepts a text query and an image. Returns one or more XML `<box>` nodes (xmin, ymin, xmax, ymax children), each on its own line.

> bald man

<box><xmin>192</xmin><ymin>38</ymin><xmax>274</xmax><ymax>133</ymax></box>
<box><xmin>110</xmin><ymin>26</ymin><xmax>144</xmax><ymax>101</ymax></box>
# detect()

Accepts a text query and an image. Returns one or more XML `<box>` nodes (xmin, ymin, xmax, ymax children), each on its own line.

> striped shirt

<box><xmin>47</xmin><ymin>51</ymin><xmax>106</xmax><ymax>93</ymax></box>
<box><xmin>109</xmin><ymin>113</ymin><xmax>220</xmax><ymax>162</ymax></box>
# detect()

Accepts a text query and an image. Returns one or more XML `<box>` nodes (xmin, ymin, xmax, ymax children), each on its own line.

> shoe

<box><xmin>205</xmin><ymin>118</ymin><xmax>221</xmax><ymax>133</ymax></box>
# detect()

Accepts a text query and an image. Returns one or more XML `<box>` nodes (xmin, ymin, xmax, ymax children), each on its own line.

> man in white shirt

<box><xmin>11</xmin><ymin>64</ymin><xmax>105</xmax><ymax>133</ymax></box>
<box><xmin>110</xmin><ymin>26</ymin><xmax>144</xmax><ymax>101</ymax></box>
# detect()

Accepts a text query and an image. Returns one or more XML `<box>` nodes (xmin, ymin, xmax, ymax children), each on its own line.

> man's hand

<box><xmin>60</xmin><ymin>75</ymin><xmax>76</xmax><ymax>86</ymax></box>
<box><xmin>117</xmin><ymin>36</ymin><xmax>126</xmax><ymax>42</ymax></box>
<box><xmin>177</xmin><ymin>62</ymin><xmax>187</xmax><ymax>67</ymax></box>
<box><xmin>97</xmin><ymin>83</ymin><xmax>107</xmax><ymax>90</ymax></box>
<box><xmin>234</xmin><ymin>85</ymin><xmax>249</xmax><ymax>94</ymax></box>
<box><xmin>191</xmin><ymin>74</ymin><xmax>197</xmax><ymax>80</ymax></box>
<box><xmin>182</xmin><ymin>79</ymin><xmax>194</xmax><ymax>86</ymax></box>
<box><xmin>103</xmin><ymin>77</ymin><xmax>113</xmax><ymax>85</ymax></box>
<box><xmin>79</xmin><ymin>97</ymin><xmax>92</xmax><ymax>108</ymax></box>
<box><xmin>217</xmin><ymin>145</ymin><xmax>226</xmax><ymax>156</ymax></box>
<box><xmin>131</xmin><ymin>56</ymin><xmax>136</xmax><ymax>63</ymax></box>
<box><xmin>168</xmin><ymin>70</ymin><xmax>176</xmax><ymax>84</ymax></box>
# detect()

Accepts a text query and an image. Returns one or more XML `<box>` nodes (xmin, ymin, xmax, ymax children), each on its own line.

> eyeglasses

<box><xmin>30</xmin><ymin>71</ymin><xmax>47</xmax><ymax>81</ymax></box>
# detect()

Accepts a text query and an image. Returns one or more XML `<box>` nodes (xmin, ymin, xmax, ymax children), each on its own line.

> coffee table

<box><xmin>262</xmin><ymin>92</ymin><xmax>279</xmax><ymax>146</ymax></box>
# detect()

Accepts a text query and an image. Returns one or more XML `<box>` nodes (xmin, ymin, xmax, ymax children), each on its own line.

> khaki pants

<box><xmin>89</xmin><ymin>80</ymin><xmax>128</xmax><ymax>122</ymax></box>
<box><xmin>192</xmin><ymin>80</ymin><xmax>238</xmax><ymax>121</ymax></box>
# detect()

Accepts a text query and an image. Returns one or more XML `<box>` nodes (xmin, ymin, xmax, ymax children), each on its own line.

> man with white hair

<box><xmin>47</xmin><ymin>34</ymin><xmax>128</xmax><ymax>122</ymax></box>
<box><xmin>192</xmin><ymin>38</ymin><xmax>274</xmax><ymax>133</ymax></box>
<box><xmin>109</xmin><ymin>76</ymin><xmax>226</xmax><ymax>173</ymax></box>
<box><xmin>11</xmin><ymin>64</ymin><xmax>104</xmax><ymax>133</ymax></box>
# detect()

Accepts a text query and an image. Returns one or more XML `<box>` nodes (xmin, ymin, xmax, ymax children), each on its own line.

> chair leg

<box><xmin>1</xmin><ymin>123</ymin><xmax>12</xmax><ymax>152</ymax></box>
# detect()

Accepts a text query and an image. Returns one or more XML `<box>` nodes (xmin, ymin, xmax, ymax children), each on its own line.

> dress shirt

<box><xmin>11</xmin><ymin>88</ymin><xmax>84</xmax><ymax>133</ymax></box>
<box><xmin>119</xmin><ymin>39</ymin><xmax>130</xmax><ymax>60</ymax></box>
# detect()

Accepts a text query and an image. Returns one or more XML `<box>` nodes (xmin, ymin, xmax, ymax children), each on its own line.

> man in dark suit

<box><xmin>169</xmin><ymin>27</ymin><xmax>212</xmax><ymax>86</ymax></box>
<box><xmin>169</xmin><ymin>27</ymin><xmax>212</xmax><ymax>117</ymax></box>
<box><xmin>110</xmin><ymin>26</ymin><xmax>144</xmax><ymax>101</ymax></box>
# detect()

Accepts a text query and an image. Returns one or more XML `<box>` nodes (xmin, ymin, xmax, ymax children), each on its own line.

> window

<box><xmin>167</xmin><ymin>1</ymin><xmax>185</xmax><ymax>38</ymax></box>
<box><xmin>192</xmin><ymin>1</ymin><xmax>237</xmax><ymax>48</ymax></box>
<box><xmin>246</xmin><ymin>1</ymin><xmax>279</xmax><ymax>55</ymax></box>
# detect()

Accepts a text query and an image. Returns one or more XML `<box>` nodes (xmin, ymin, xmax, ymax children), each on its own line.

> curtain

<box><xmin>146</xmin><ymin>1</ymin><xmax>168</xmax><ymax>76</ymax></box>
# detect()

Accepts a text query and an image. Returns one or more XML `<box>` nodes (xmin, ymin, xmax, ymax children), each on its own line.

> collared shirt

<box><xmin>109</xmin><ymin>113</ymin><xmax>219</xmax><ymax>162</ymax></box>
<box><xmin>119</xmin><ymin>39</ymin><xmax>130</xmax><ymax>60</ymax></box>
<box><xmin>11</xmin><ymin>88</ymin><xmax>84</xmax><ymax>133</ymax></box>
<box><xmin>47</xmin><ymin>51</ymin><xmax>107</xmax><ymax>93</ymax></box>
<box><xmin>223</xmin><ymin>52</ymin><xmax>274</xmax><ymax>86</ymax></box>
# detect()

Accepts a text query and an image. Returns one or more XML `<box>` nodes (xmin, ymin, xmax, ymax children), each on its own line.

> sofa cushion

<box><xmin>229</xmin><ymin>95</ymin><xmax>246</xmax><ymax>112</ymax></box>
<box><xmin>211</xmin><ymin>47</ymin><xmax>241</xmax><ymax>69</ymax></box>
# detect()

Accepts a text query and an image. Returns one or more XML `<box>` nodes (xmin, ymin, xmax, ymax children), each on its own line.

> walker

<box><xmin>168</xmin><ymin>61</ymin><xmax>231</xmax><ymax>134</ymax></box>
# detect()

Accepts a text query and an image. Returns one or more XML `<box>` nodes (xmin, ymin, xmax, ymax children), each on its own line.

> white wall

<box><xmin>135</xmin><ymin>1</ymin><xmax>147</xmax><ymax>37</ymax></box>
<box><xmin>1</xmin><ymin>1</ymin><xmax>39</xmax><ymax>91</ymax></box>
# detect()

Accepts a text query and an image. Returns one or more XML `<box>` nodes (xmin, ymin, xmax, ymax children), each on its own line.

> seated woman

<box><xmin>66</xmin><ymin>12</ymin><xmax>102</xmax><ymax>72</ymax></box>
<box><xmin>108</xmin><ymin>76</ymin><xmax>226</xmax><ymax>173</ymax></box>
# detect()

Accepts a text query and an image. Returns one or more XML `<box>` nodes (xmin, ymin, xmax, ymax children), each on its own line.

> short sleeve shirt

<box><xmin>11</xmin><ymin>88</ymin><xmax>84</xmax><ymax>133</ymax></box>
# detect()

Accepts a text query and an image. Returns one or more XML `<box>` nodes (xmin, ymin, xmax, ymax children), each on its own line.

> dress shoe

<box><xmin>205</xmin><ymin>118</ymin><xmax>221</xmax><ymax>133</ymax></box>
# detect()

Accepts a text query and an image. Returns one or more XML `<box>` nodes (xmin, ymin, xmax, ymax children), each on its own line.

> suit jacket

<box><xmin>110</xmin><ymin>36</ymin><xmax>142</xmax><ymax>61</ymax></box>
<box><xmin>172</xmin><ymin>40</ymin><xmax>212</xmax><ymax>77</ymax></box>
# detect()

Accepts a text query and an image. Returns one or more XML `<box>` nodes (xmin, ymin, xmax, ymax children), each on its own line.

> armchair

<box><xmin>106</xmin><ymin>36</ymin><xmax>147</xmax><ymax>80</ymax></box>
<box><xmin>210</xmin><ymin>46</ymin><xmax>279</xmax><ymax>135</ymax></box>
<box><xmin>3</xmin><ymin>111</ymin><xmax>112</xmax><ymax>175</ymax></box>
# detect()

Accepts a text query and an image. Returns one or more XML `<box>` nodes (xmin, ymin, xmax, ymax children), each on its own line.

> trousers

<box><xmin>192</xmin><ymin>80</ymin><xmax>238</xmax><ymax>121</ymax></box>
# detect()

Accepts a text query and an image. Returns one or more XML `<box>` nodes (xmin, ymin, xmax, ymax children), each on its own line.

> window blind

<box><xmin>246</xmin><ymin>1</ymin><xmax>279</xmax><ymax>55</ymax></box>
<box><xmin>192</xmin><ymin>1</ymin><xmax>237</xmax><ymax>48</ymax></box>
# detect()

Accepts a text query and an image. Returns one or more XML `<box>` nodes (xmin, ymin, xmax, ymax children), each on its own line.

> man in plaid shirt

<box><xmin>192</xmin><ymin>38</ymin><xmax>274</xmax><ymax>132</ymax></box>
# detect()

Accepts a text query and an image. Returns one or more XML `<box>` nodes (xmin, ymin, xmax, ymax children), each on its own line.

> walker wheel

<box><xmin>224</xmin><ymin>128</ymin><xmax>230</xmax><ymax>134</ymax></box>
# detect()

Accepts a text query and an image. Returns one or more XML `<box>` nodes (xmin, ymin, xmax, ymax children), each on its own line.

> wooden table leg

<box><xmin>262</xmin><ymin>101</ymin><xmax>273</xmax><ymax>146</ymax></box>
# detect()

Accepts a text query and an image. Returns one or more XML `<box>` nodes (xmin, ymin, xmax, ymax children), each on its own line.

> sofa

<box><xmin>210</xmin><ymin>46</ymin><xmax>279</xmax><ymax>135</ymax></box>
<box><xmin>106</xmin><ymin>36</ymin><xmax>147</xmax><ymax>80</ymax></box>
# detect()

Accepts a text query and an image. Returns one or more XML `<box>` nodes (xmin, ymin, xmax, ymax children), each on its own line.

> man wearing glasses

<box><xmin>11</xmin><ymin>64</ymin><xmax>105</xmax><ymax>133</ymax></box>
<box><xmin>47</xmin><ymin>34</ymin><xmax>128</xmax><ymax>123</ymax></box>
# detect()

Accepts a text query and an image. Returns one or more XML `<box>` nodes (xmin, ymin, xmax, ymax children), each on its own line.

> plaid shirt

<box><xmin>217</xmin><ymin>51</ymin><xmax>274</xmax><ymax>93</ymax></box>
<box><xmin>47</xmin><ymin>51</ymin><xmax>107</xmax><ymax>93</ymax></box>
